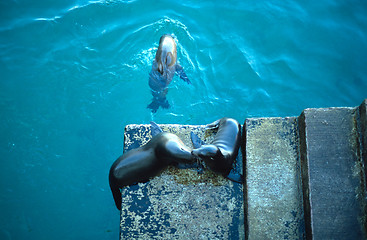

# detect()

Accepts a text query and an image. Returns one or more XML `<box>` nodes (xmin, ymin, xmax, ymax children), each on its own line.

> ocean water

<box><xmin>0</xmin><ymin>0</ymin><xmax>366</xmax><ymax>239</ymax></box>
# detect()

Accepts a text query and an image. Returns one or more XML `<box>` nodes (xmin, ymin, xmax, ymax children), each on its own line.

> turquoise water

<box><xmin>0</xmin><ymin>0</ymin><xmax>366</xmax><ymax>239</ymax></box>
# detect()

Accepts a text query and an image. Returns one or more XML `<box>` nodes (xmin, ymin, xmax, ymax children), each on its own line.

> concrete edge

<box><xmin>241</xmin><ymin>122</ymin><xmax>249</xmax><ymax>240</ymax></box>
<box><xmin>357</xmin><ymin>99</ymin><xmax>367</xmax><ymax>236</ymax></box>
<box><xmin>296</xmin><ymin>112</ymin><xmax>313</xmax><ymax>240</ymax></box>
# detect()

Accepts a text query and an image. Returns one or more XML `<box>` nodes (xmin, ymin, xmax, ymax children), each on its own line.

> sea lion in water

<box><xmin>191</xmin><ymin>118</ymin><xmax>243</xmax><ymax>183</ymax></box>
<box><xmin>109</xmin><ymin>122</ymin><xmax>194</xmax><ymax>210</ymax></box>
<box><xmin>147</xmin><ymin>34</ymin><xmax>191</xmax><ymax>113</ymax></box>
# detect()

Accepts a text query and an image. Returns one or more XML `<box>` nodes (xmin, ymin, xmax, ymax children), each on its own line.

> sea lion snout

<box><xmin>192</xmin><ymin>145</ymin><xmax>218</xmax><ymax>158</ymax></box>
<box><xmin>164</xmin><ymin>134</ymin><xmax>193</xmax><ymax>162</ymax></box>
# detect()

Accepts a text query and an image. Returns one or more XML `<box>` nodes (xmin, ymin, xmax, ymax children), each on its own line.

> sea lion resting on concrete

<box><xmin>109</xmin><ymin>122</ymin><xmax>194</xmax><ymax>210</ymax></box>
<box><xmin>148</xmin><ymin>34</ymin><xmax>191</xmax><ymax>113</ymax></box>
<box><xmin>191</xmin><ymin>118</ymin><xmax>243</xmax><ymax>183</ymax></box>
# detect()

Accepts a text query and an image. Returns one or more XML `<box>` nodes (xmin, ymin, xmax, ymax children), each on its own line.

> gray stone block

<box><xmin>299</xmin><ymin>107</ymin><xmax>366</xmax><ymax>239</ymax></box>
<box><xmin>243</xmin><ymin>117</ymin><xmax>305</xmax><ymax>239</ymax></box>
<box><xmin>119</xmin><ymin>124</ymin><xmax>244</xmax><ymax>239</ymax></box>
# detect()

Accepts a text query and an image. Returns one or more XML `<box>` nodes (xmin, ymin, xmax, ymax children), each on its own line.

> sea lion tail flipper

<box><xmin>147</xmin><ymin>97</ymin><xmax>170</xmax><ymax>113</ymax></box>
<box><xmin>205</xmin><ymin>119</ymin><xmax>221</xmax><ymax>130</ymax></box>
<box><xmin>161</xmin><ymin>97</ymin><xmax>170</xmax><ymax>109</ymax></box>
<box><xmin>190</xmin><ymin>132</ymin><xmax>205</xmax><ymax>149</ymax></box>
<box><xmin>147</xmin><ymin>100</ymin><xmax>159</xmax><ymax>113</ymax></box>
<box><xmin>175</xmin><ymin>64</ymin><xmax>191</xmax><ymax>84</ymax></box>
<box><xmin>111</xmin><ymin>185</ymin><xmax>122</xmax><ymax>210</ymax></box>
<box><xmin>109</xmin><ymin>171</ymin><xmax>122</xmax><ymax>210</ymax></box>
<box><xmin>226</xmin><ymin>169</ymin><xmax>244</xmax><ymax>184</ymax></box>
<box><xmin>150</xmin><ymin>121</ymin><xmax>163</xmax><ymax>136</ymax></box>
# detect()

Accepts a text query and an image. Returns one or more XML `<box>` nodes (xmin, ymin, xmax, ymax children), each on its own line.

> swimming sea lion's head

<box><xmin>155</xmin><ymin>34</ymin><xmax>177</xmax><ymax>75</ymax></box>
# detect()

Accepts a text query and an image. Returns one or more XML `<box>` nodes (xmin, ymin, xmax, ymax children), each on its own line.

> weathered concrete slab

<box><xmin>244</xmin><ymin>117</ymin><xmax>305</xmax><ymax>239</ymax></box>
<box><xmin>299</xmin><ymin>107</ymin><xmax>367</xmax><ymax>239</ymax></box>
<box><xmin>119</xmin><ymin>124</ymin><xmax>244</xmax><ymax>239</ymax></box>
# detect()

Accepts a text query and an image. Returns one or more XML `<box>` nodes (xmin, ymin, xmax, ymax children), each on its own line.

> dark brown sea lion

<box><xmin>191</xmin><ymin>118</ymin><xmax>243</xmax><ymax>183</ymax></box>
<box><xmin>109</xmin><ymin>123</ymin><xmax>193</xmax><ymax>210</ymax></box>
<box><xmin>147</xmin><ymin>34</ymin><xmax>191</xmax><ymax>113</ymax></box>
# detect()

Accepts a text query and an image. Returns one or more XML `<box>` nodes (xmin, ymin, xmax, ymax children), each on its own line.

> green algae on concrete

<box><xmin>244</xmin><ymin>117</ymin><xmax>305</xmax><ymax>239</ymax></box>
<box><xmin>119</xmin><ymin>124</ymin><xmax>244</xmax><ymax>239</ymax></box>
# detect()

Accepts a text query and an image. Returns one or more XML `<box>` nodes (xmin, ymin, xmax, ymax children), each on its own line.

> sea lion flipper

<box><xmin>150</xmin><ymin>121</ymin><xmax>163</xmax><ymax>136</ymax></box>
<box><xmin>190</xmin><ymin>132</ymin><xmax>205</xmax><ymax>149</ymax></box>
<box><xmin>175</xmin><ymin>64</ymin><xmax>191</xmax><ymax>84</ymax></box>
<box><xmin>147</xmin><ymin>100</ymin><xmax>159</xmax><ymax>113</ymax></box>
<box><xmin>226</xmin><ymin>169</ymin><xmax>244</xmax><ymax>184</ymax></box>
<box><xmin>109</xmin><ymin>168</ymin><xmax>123</xmax><ymax>210</ymax></box>
<box><xmin>147</xmin><ymin>96</ymin><xmax>170</xmax><ymax>113</ymax></box>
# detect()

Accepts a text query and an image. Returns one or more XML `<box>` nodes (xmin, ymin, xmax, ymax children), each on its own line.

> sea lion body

<box><xmin>109</xmin><ymin>132</ymin><xmax>193</xmax><ymax>210</ymax></box>
<box><xmin>148</xmin><ymin>34</ymin><xmax>190</xmax><ymax>113</ymax></box>
<box><xmin>191</xmin><ymin>118</ymin><xmax>241</xmax><ymax>177</ymax></box>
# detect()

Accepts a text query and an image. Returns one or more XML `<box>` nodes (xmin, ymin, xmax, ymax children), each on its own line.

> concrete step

<box><xmin>243</xmin><ymin>117</ymin><xmax>305</xmax><ymax>239</ymax></box>
<box><xmin>117</xmin><ymin>99</ymin><xmax>367</xmax><ymax>239</ymax></box>
<box><xmin>298</xmin><ymin>102</ymin><xmax>367</xmax><ymax>239</ymax></box>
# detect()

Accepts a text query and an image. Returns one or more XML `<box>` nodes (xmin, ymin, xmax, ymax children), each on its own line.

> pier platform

<box><xmin>118</xmin><ymin>99</ymin><xmax>367</xmax><ymax>239</ymax></box>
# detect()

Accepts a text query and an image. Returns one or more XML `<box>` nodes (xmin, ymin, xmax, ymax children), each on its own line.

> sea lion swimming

<box><xmin>147</xmin><ymin>34</ymin><xmax>191</xmax><ymax>113</ymax></box>
<box><xmin>109</xmin><ymin>122</ymin><xmax>194</xmax><ymax>210</ymax></box>
<box><xmin>191</xmin><ymin>118</ymin><xmax>243</xmax><ymax>183</ymax></box>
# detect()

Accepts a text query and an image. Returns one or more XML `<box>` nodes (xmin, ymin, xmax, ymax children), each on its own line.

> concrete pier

<box><xmin>117</xmin><ymin>99</ymin><xmax>367</xmax><ymax>239</ymax></box>
<box><xmin>119</xmin><ymin>124</ymin><xmax>244</xmax><ymax>239</ymax></box>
